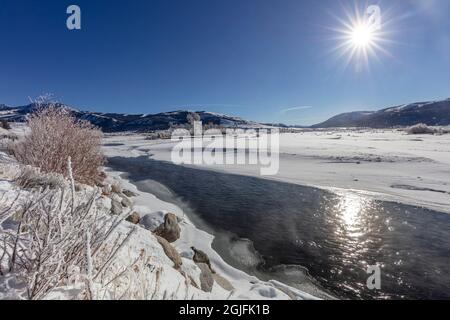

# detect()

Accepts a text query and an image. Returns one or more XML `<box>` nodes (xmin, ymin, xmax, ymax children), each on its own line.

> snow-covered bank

<box><xmin>102</xmin><ymin>129</ymin><xmax>450</xmax><ymax>214</ymax></box>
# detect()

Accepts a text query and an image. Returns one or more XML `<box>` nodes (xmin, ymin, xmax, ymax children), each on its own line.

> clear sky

<box><xmin>1</xmin><ymin>0</ymin><xmax>449</xmax><ymax>125</ymax></box>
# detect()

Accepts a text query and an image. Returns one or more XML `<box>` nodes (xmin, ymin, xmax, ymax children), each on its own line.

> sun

<box><xmin>329</xmin><ymin>4</ymin><xmax>393</xmax><ymax>71</ymax></box>
<box><xmin>350</xmin><ymin>23</ymin><xmax>375</xmax><ymax>49</ymax></box>
<box><xmin>341</xmin><ymin>19</ymin><xmax>381</xmax><ymax>57</ymax></box>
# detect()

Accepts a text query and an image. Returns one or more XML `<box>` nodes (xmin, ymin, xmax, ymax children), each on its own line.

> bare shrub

<box><xmin>203</xmin><ymin>122</ymin><xmax>226</xmax><ymax>134</ymax></box>
<box><xmin>406</xmin><ymin>123</ymin><xmax>435</xmax><ymax>135</ymax></box>
<box><xmin>435</xmin><ymin>127</ymin><xmax>450</xmax><ymax>135</ymax></box>
<box><xmin>145</xmin><ymin>130</ymin><xmax>172</xmax><ymax>140</ymax></box>
<box><xmin>186</xmin><ymin>112</ymin><xmax>201</xmax><ymax>135</ymax></box>
<box><xmin>10</xmin><ymin>104</ymin><xmax>105</xmax><ymax>185</ymax></box>
<box><xmin>186</xmin><ymin>112</ymin><xmax>200</xmax><ymax>126</ymax></box>
<box><xmin>0</xmin><ymin>123</ymin><xmax>17</xmax><ymax>151</ymax></box>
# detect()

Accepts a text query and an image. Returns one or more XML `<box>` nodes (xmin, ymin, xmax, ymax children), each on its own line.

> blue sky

<box><xmin>1</xmin><ymin>0</ymin><xmax>449</xmax><ymax>125</ymax></box>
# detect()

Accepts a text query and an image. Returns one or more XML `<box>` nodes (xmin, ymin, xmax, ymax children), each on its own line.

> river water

<box><xmin>107</xmin><ymin>156</ymin><xmax>450</xmax><ymax>300</ymax></box>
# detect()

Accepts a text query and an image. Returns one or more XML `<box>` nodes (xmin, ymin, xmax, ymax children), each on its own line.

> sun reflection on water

<box><xmin>335</xmin><ymin>193</ymin><xmax>372</xmax><ymax>239</ymax></box>
<box><xmin>341</xmin><ymin>194</ymin><xmax>363</xmax><ymax>226</ymax></box>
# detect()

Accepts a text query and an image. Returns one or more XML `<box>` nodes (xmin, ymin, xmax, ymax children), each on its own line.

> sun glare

<box><xmin>350</xmin><ymin>23</ymin><xmax>375</xmax><ymax>49</ymax></box>
<box><xmin>339</xmin><ymin>18</ymin><xmax>382</xmax><ymax>64</ymax></box>
<box><xmin>330</xmin><ymin>4</ymin><xmax>393</xmax><ymax>71</ymax></box>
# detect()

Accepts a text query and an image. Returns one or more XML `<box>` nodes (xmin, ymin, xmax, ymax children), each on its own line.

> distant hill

<box><xmin>262</xmin><ymin>122</ymin><xmax>309</xmax><ymax>129</ymax></box>
<box><xmin>0</xmin><ymin>103</ymin><xmax>260</xmax><ymax>132</ymax></box>
<box><xmin>312</xmin><ymin>99</ymin><xmax>450</xmax><ymax>128</ymax></box>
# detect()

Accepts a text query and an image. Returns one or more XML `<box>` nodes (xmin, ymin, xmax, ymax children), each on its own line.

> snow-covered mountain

<box><xmin>0</xmin><ymin>103</ymin><xmax>259</xmax><ymax>132</ymax></box>
<box><xmin>312</xmin><ymin>99</ymin><xmax>450</xmax><ymax>128</ymax></box>
<box><xmin>3</xmin><ymin>98</ymin><xmax>450</xmax><ymax>130</ymax></box>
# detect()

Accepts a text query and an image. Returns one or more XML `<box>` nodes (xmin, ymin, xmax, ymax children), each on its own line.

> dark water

<box><xmin>108</xmin><ymin>156</ymin><xmax>450</xmax><ymax>300</ymax></box>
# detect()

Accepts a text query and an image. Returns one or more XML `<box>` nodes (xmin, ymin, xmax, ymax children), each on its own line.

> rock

<box><xmin>111</xmin><ymin>183</ymin><xmax>122</xmax><ymax>194</ymax></box>
<box><xmin>180</xmin><ymin>270</ymin><xmax>200</xmax><ymax>289</ymax></box>
<box><xmin>98</xmin><ymin>171</ymin><xmax>107</xmax><ymax>182</ymax></box>
<box><xmin>140</xmin><ymin>213</ymin><xmax>164</xmax><ymax>231</ymax></box>
<box><xmin>154</xmin><ymin>213</ymin><xmax>181</xmax><ymax>243</ymax></box>
<box><xmin>102</xmin><ymin>184</ymin><xmax>112</xmax><ymax>195</ymax></box>
<box><xmin>98</xmin><ymin>196</ymin><xmax>112</xmax><ymax>212</ymax></box>
<box><xmin>126</xmin><ymin>212</ymin><xmax>140</xmax><ymax>224</ymax></box>
<box><xmin>120</xmin><ymin>196</ymin><xmax>132</xmax><ymax>208</ymax></box>
<box><xmin>154</xmin><ymin>235</ymin><xmax>182</xmax><ymax>270</ymax></box>
<box><xmin>110</xmin><ymin>199</ymin><xmax>123</xmax><ymax>215</ymax></box>
<box><xmin>188</xmin><ymin>275</ymin><xmax>199</xmax><ymax>289</ymax></box>
<box><xmin>191</xmin><ymin>247</ymin><xmax>214</xmax><ymax>273</ymax></box>
<box><xmin>251</xmin><ymin>284</ymin><xmax>277</xmax><ymax>298</ymax></box>
<box><xmin>122</xmin><ymin>189</ymin><xmax>137</xmax><ymax>197</ymax></box>
<box><xmin>196</xmin><ymin>263</ymin><xmax>214</xmax><ymax>292</ymax></box>
<box><xmin>110</xmin><ymin>193</ymin><xmax>122</xmax><ymax>202</ymax></box>
<box><xmin>213</xmin><ymin>274</ymin><xmax>234</xmax><ymax>291</ymax></box>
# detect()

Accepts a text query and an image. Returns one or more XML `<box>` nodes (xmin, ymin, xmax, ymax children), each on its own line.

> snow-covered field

<box><xmin>103</xmin><ymin>128</ymin><xmax>450</xmax><ymax>214</ymax></box>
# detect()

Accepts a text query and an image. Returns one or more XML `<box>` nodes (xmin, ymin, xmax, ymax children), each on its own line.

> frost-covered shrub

<box><xmin>15</xmin><ymin>165</ymin><xmax>66</xmax><ymax>190</ymax></box>
<box><xmin>186</xmin><ymin>112</ymin><xmax>200</xmax><ymax>126</ymax></box>
<box><xmin>145</xmin><ymin>130</ymin><xmax>172</xmax><ymax>140</ymax></box>
<box><xmin>435</xmin><ymin>127</ymin><xmax>450</xmax><ymax>135</ymax></box>
<box><xmin>406</xmin><ymin>123</ymin><xmax>435</xmax><ymax>135</ymax></box>
<box><xmin>0</xmin><ymin>161</ymin><xmax>133</xmax><ymax>300</ymax></box>
<box><xmin>10</xmin><ymin>105</ymin><xmax>105</xmax><ymax>185</ymax></box>
<box><xmin>0</xmin><ymin>126</ymin><xmax>17</xmax><ymax>151</ymax></box>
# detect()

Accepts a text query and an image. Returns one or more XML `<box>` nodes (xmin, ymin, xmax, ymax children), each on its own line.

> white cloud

<box><xmin>279</xmin><ymin>106</ymin><xmax>313</xmax><ymax>114</ymax></box>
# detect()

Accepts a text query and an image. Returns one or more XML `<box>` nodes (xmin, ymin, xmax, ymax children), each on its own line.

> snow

<box><xmin>0</xmin><ymin>128</ymin><xmax>9</xmax><ymax>136</ymax></box>
<box><xmin>383</xmin><ymin>101</ymin><xmax>438</xmax><ymax>113</ymax></box>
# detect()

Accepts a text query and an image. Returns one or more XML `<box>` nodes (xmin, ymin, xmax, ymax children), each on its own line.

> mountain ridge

<box><xmin>311</xmin><ymin>98</ymin><xmax>450</xmax><ymax>128</ymax></box>
<box><xmin>1</xmin><ymin>98</ymin><xmax>450</xmax><ymax>131</ymax></box>
<box><xmin>0</xmin><ymin>103</ymin><xmax>258</xmax><ymax>132</ymax></box>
